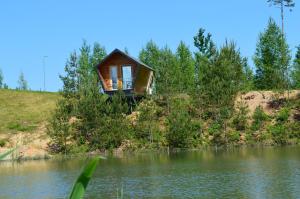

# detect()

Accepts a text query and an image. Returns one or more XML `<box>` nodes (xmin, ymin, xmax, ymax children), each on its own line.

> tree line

<box><xmin>47</xmin><ymin>15</ymin><xmax>300</xmax><ymax>153</ymax></box>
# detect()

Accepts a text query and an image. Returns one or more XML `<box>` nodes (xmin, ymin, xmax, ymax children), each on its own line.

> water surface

<box><xmin>1</xmin><ymin>147</ymin><xmax>300</xmax><ymax>198</ymax></box>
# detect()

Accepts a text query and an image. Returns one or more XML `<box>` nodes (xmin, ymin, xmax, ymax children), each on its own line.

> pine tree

<box><xmin>139</xmin><ymin>40</ymin><xmax>161</xmax><ymax>70</ymax></box>
<box><xmin>139</xmin><ymin>41</ymin><xmax>178</xmax><ymax>95</ymax></box>
<box><xmin>17</xmin><ymin>72</ymin><xmax>28</xmax><ymax>90</ymax></box>
<box><xmin>175</xmin><ymin>41</ymin><xmax>195</xmax><ymax>93</ymax></box>
<box><xmin>292</xmin><ymin>46</ymin><xmax>300</xmax><ymax>88</ymax></box>
<box><xmin>157</xmin><ymin>46</ymin><xmax>178</xmax><ymax>95</ymax></box>
<box><xmin>194</xmin><ymin>28</ymin><xmax>245</xmax><ymax>110</ymax></box>
<box><xmin>60</xmin><ymin>51</ymin><xmax>78</xmax><ymax>98</ymax></box>
<box><xmin>166</xmin><ymin>98</ymin><xmax>199</xmax><ymax>148</ymax></box>
<box><xmin>241</xmin><ymin>58</ymin><xmax>255</xmax><ymax>91</ymax></box>
<box><xmin>193</xmin><ymin>28</ymin><xmax>217</xmax><ymax>59</ymax></box>
<box><xmin>253</xmin><ymin>18</ymin><xmax>291</xmax><ymax>90</ymax></box>
<box><xmin>193</xmin><ymin>28</ymin><xmax>218</xmax><ymax>90</ymax></box>
<box><xmin>267</xmin><ymin>0</ymin><xmax>295</xmax><ymax>35</ymax></box>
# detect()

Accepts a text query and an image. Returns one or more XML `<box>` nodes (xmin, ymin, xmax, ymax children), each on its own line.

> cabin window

<box><xmin>122</xmin><ymin>65</ymin><xmax>132</xmax><ymax>89</ymax></box>
<box><xmin>110</xmin><ymin>66</ymin><xmax>118</xmax><ymax>90</ymax></box>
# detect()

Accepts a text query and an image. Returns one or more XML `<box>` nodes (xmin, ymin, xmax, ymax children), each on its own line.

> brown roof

<box><xmin>96</xmin><ymin>48</ymin><xmax>154</xmax><ymax>71</ymax></box>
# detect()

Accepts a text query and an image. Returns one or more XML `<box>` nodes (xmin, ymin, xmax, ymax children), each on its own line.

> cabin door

<box><xmin>122</xmin><ymin>66</ymin><xmax>132</xmax><ymax>89</ymax></box>
<box><xmin>110</xmin><ymin>66</ymin><xmax>118</xmax><ymax>90</ymax></box>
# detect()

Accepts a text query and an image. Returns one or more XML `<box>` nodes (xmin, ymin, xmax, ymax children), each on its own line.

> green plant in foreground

<box><xmin>69</xmin><ymin>156</ymin><xmax>105</xmax><ymax>199</ymax></box>
<box><xmin>0</xmin><ymin>148</ymin><xmax>16</xmax><ymax>160</ymax></box>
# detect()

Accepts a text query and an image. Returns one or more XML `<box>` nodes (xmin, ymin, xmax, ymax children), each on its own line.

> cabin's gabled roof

<box><xmin>96</xmin><ymin>48</ymin><xmax>154</xmax><ymax>71</ymax></box>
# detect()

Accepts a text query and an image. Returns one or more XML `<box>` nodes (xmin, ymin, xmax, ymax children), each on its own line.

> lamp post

<box><xmin>43</xmin><ymin>56</ymin><xmax>48</xmax><ymax>91</ymax></box>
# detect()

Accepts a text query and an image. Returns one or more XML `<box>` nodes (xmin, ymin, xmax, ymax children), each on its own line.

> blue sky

<box><xmin>0</xmin><ymin>0</ymin><xmax>299</xmax><ymax>92</ymax></box>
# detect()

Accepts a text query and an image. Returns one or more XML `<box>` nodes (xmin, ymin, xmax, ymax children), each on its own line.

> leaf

<box><xmin>69</xmin><ymin>156</ymin><xmax>105</xmax><ymax>199</ymax></box>
<box><xmin>0</xmin><ymin>148</ymin><xmax>16</xmax><ymax>160</ymax></box>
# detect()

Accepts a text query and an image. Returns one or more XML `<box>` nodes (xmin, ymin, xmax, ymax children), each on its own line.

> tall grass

<box><xmin>69</xmin><ymin>156</ymin><xmax>105</xmax><ymax>199</ymax></box>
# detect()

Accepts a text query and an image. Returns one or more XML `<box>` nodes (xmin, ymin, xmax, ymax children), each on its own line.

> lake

<box><xmin>1</xmin><ymin>147</ymin><xmax>300</xmax><ymax>199</ymax></box>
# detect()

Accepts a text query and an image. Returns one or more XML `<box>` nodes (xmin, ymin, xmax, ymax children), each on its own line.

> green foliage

<box><xmin>175</xmin><ymin>41</ymin><xmax>195</xmax><ymax>93</ymax></box>
<box><xmin>241</xmin><ymin>58</ymin><xmax>255</xmax><ymax>91</ymax></box>
<box><xmin>253</xmin><ymin>18</ymin><xmax>291</xmax><ymax>90</ymax></box>
<box><xmin>49</xmin><ymin>41</ymin><xmax>135</xmax><ymax>153</ymax></box>
<box><xmin>292</xmin><ymin>45</ymin><xmax>300</xmax><ymax>88</ymax></box>
<box><xmin>88</xmin><ymin>92</ymin><xmax>132</xmax><ymax>150</ymax></box>
<box><xmin>193</xmin><ymin>28</ymin><xmax>217</xmax><ymax>59</ymax></box>
<box><xmin>139</xmin><ymin>41</ymin><xmax>195</xmax><ymax>95</ymax></box>
<box><xmin>276</xmin><ymin>107</ymin><xmax>290</xmax><ymax>123</ymax></box>
<box><xmin>59</xmin><ymin>51</ymin><xmax>79</xmax><ymax>100</ymax></box>
<box><xmin>228</xmin><ymin>131</ymin><xmax>240</xmax><ymax>143</ymax></box>
<box><xmin>154</xmin><ymin>46</ymin><xmax>178</xmax><ymax>95</ymax></box>
<box><xmin>17</xmin><ymin>72</ymin><xmax>29</xmax><ymax>90</ymax></box>
<box><xmin>268</xmin><ymin>124</ymin><xmax>288</xmax><ymax>145</ymax></box>
<box><xmin>47</xmin><ymin>99</ymin><xmax>73</xmax><ymax>154</ymax></box>
<box><xmin>134</xmin><ymin>99</ymin><xmax>162</xmax><ymax>145</ymax></box>
<box><xmin>208</xmin><ymin>121</ymin><xmax>223</xmax><ymax>144</ymax></box>
<box><xmin>48</xmin><ymin>28</ymin><xmax>300</xmax><ymax>152</ymax></box>
<box><xmin>251</xmin><ymin>106</ymin><xmax>269</xmax><ymax>131</ymax></box>
<box><xmin>166</xmin><ymin>98</ymin><xmax>200</xmax><ymax>148</ymax></box>
<box><xmin>69</xmin><ymin>157</ymin><xmax>102</xmax><ymax>199</ymax></box>
<box><xmin>195</xmin><ymin>38</ymin><xmax>247</xmax><ymax>117</ymax></box>
<box><xmin>232</xmin><ymin>102</ymin><xmax>249</xmax><ymax>131</ymax></box>
<box><xmin>0</xmin><ymin>139</ymin><xmax>6</xmax><ymax>147</ymax></box>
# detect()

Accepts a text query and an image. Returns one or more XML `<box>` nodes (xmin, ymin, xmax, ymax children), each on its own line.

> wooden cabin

<box><xmin>96</xmin><ymin>49</ymin><xmax>154</xmax><ymax>96</ymax></box>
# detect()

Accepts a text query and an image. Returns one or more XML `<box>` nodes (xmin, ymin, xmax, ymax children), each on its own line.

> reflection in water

<box><xmin>1</xmin><ymin>147</ymin><xmax>300</xmax><ymax>198</ymax></box>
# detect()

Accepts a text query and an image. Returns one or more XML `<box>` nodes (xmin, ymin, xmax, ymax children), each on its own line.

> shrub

<box><xmin>47</xmin><ymin>99</ymin><xmax>73</xmax><ymax>154</ymax></box>
<box><xmin>166</xmin><ymin>98</ymin><xmax>200</xmax><ymax>148</ymax></box>
<box><xmin>134</xmin><ymin>99</ymin><xmax>162</xmax><ymax>143</ymax></box>
<box><xmin>276</xmin><ymin>107</ymin><xmax>290</xmax><ymax>123</ymax></box>
<box><xmin>268</xmin><ymin>124</ymin><xmax>287</xmax><ymax>145</ymax></box>
<box><xmin>208</xmin><ymin>121</ymin><xmax>224</xmax><ymax>145</ymax></box>
<box><xmin>0</xmin><ymin>139</ymin><xmax>6</xmax><ymax>147</ymax></box>
<box><xmin>232</xmin><ymin>101</ymin><xmax>249</xmax><ymax>131</ymax></box>
<box><xmin>228</xmin><ymin>131</ymin><xmax>240</xmax><ymax>143</ymax></box>
<box><xmin>251</xmin><ymin>106</ymin><xmax>269</xmax><ymax>131</ymax></box>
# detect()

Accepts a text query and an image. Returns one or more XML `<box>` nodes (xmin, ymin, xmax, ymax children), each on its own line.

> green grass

<box><xmin>0</xmin><ymin>89</ymin><xmax>59</xmax><ymax>135</ymax></box>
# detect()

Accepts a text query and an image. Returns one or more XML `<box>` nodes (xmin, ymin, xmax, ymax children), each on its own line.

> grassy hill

<box><xmin>0</xmin><ymin>89</ymin><xmax>59</xmax><ymax>135</ymax></box>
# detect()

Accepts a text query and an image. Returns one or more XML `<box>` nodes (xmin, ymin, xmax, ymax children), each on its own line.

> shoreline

<box><xmin>1</xmin><ymin>143</ymin><xmax>300</xmax><ymax>162</ymax></box>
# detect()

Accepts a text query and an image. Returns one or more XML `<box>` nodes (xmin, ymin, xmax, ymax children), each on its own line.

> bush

<box><xmin>251</xmin><ymin>106</ymin><xmax>269</xmax><ymax>131</ymax></box>
<box><xmin>0</xmin><ymin>139</ymin><xmax>6</xmax><ymax>147</ymax></box>
<box><xmin>268</xmin><ymin>124</ymin><xmax>287</xmax><ymax>145</ymax></box>
<box><xmin>232</xmin><ymin>101</ymin><xmax>249</xmax><ymax>131</ymax></box>
<box><xmin>276</xmin><ymin>107</ymin><xmax>290</xmax><ymax>123</ymax></box>
<box><xmin>208</xmin><ymin>121</ymin><xmax>224</xmax><ymax>145</ymax></box>
<box><xmin>47</xmin><ymin>99</ymin><xmax>73</xmax><ymax>154</ymax></box>
<box><xmin>134</xmin><ymin>99</ymin><xmax>162</xmax><ymax>143</ymax></box>
<box><xmin>228</xmin><ymin>131</ymin><xmax>240</xmax><ymax>143</ymax></box>
<box><xmin>166</xmin><ymin>98</ymin><xmax>200</xmax><ymax>148</ymax></box>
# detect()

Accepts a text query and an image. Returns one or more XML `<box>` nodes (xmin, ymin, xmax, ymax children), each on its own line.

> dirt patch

<box><xmin>0</xmin><ymin>123</ymin><xmax>51</xmax><ymax>160</ymax></box>
<box><xmin>236</xmin><ymin>90</ymin><xmax>300</xmax><ymax>116</ymax></box>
